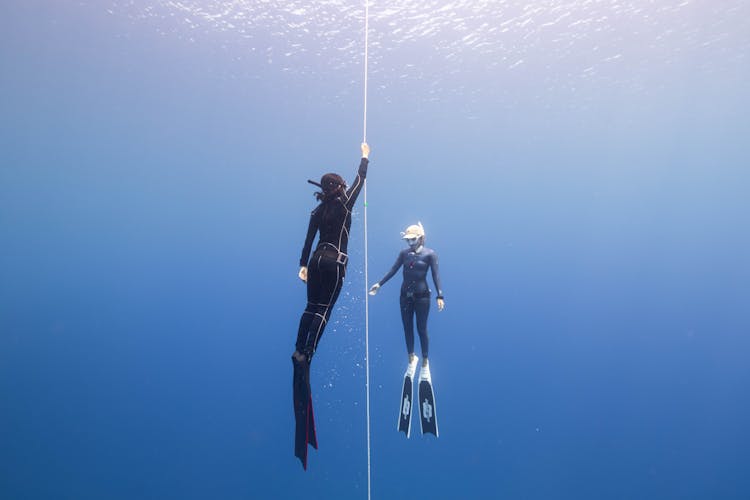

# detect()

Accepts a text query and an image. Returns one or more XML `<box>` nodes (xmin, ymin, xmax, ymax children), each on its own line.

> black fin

<box><xmin>293</xmin><ymin>356</ymin><xmax>313</xmax><ymax>469</ymax></box>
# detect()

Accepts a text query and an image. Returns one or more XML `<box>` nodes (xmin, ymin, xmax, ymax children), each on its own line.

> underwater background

<box><xmin>1</xmin><ymin>1</ymin><xmax>749</xmax><ymax>498</ymax></box>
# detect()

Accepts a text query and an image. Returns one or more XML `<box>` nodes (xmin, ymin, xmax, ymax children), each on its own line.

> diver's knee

<box><xmin>293</xmin><ymin>353</ymin><xmax>311</xmax><ymax>372</ymax></box>
<box><xmin>293</xmin><ymin>349</ymin><xmax>314</xmax><ymax>364</ymax></box>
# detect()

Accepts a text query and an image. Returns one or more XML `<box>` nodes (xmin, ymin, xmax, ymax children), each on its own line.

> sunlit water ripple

<box><xmin>105</xmin><ymin>1</ymin><xmax>748</xmax><ymax>106</ymax></box>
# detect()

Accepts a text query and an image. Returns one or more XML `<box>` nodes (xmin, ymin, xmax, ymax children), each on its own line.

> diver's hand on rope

<box><xmin>437</xmin><ymin>298</ymin><xmax>445</xmax><ymax>311</ymax></box>
<box><xmin>368</xmin><ymin>283</ymin><xmax>380</xmax><ymax>296</ymax></box>
<box><xmin>361</xmin><ymin>142</ymin><xmax>370</xmax><ymax>159</ymax></box>
<box><xmin>298</xmin><ymin>266</ymin><xmax>308</xmax><ymax>283</ymax></box>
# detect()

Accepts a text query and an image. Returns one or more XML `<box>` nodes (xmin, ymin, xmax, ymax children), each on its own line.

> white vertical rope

<box><xmin>362</xmin><ymin>2</ymin><xmax>371</xmax><ymax>500</ymax></box>
<box><xmin>362</xmin><ymin>0</ymin><xmax>369</xmax><ymax>144</ymax></box>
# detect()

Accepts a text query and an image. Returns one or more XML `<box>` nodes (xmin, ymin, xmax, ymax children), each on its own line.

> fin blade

<box><xmin>418</xmin><ymin>366</ymin><xmax>439</xmax><ymax>437</ymax></box>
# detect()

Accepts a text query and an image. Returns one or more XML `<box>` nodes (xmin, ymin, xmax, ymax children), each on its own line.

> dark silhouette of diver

<box><xmin>369</xmin><ymin>222</ymin><xmax>445</xmax><ymax>369</ymax></box>
<box><xmin>292</xmin><ymin>142</ymin><xmax>370</xmax><ymax>470</ymax></box>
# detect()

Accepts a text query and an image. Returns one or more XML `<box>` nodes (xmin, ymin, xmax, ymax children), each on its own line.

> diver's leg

<box><xmin>415</xmin><ymin>297</ymin><xmax>430</xmax><ymax>366</ymax></box>
<box><xmin>298</xmin><ymin>256</ymin><xmax>343</xmax><ymax>360</ymax></box>
<box><xmin>293</xmin><ymin>255</ymin><xmax>338</xmax><ymax>469</ymax></box>
<box><xmin>295</xmin><ymin>255</ymin><xmax>322</xmax><ymax>359</ymax></box>
<box><xmin>320</xmin><ymin>262</ymin><xmax>345</xmax><ymax>326</ymax></box>
<box><xmin>400</xmin><ymin>296</ymin><xmax>416</xmax><ymax>362</ymax></box>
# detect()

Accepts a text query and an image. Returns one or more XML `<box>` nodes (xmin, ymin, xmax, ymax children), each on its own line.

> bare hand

<box><xmin>298</xmin><ymin>266</ymin><xmax>308</xmax><ymax>283</ymax></box>
<box><xmin>361</xmin><ymin>142</ymin><xmax>370</xmax><ymax>159</ymax></box>
<box><xmin>368</xmin><ymin>283</ymin><xmax>380</xmax><ymax>296</ymax></box>
<box><xmin>437</xmin><ymin>298</ymin><xmax>445</xmax><ymax>311</ymax></box>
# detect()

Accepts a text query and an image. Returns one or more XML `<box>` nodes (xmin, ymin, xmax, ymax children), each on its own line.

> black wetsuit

<box><xmin>376</xmin><ymin>246</ymin><xmax>443</xmax><ymax>359</ymax></box>
<box><xmin>293</xmin><ymin>156</ymin><xmax>368</xmax><ymax>470</ymax></box>
<box><xmin>295</xmin><ymin>157</ymin><xmax>368</xmax><ymax>360</ymax></box>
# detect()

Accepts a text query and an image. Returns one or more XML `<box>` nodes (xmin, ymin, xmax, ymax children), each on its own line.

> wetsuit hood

<box><xmin>308</xmin><ymin>173</ymin><xmax>345</xmax><ymax>200</ymax></box>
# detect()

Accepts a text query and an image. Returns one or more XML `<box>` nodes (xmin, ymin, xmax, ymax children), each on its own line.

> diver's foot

<box><xmin>405</xmin><ymin>354</ymin><xmax>418</xmax><ymax>378</ymax></box>
<box><xmin>422</xmin><ymin>358</ymin><xmax>429</xmax><ymax>368</ymax></box>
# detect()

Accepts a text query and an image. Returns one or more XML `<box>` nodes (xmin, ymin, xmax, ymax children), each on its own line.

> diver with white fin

<box><xmin>369</xmin><ymin>222</ymin><xmax>444</xmax><ymax>437</ymax></box>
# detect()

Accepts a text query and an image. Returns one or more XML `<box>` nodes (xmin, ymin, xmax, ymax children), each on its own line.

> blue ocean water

<box><xmin>1</xmin><ymin>1</ymin><xmax>749</xmax><ymax>498</ymax></box>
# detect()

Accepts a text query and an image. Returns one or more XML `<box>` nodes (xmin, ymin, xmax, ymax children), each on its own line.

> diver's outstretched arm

<box><xmin>369</xmin><ymin>250</ymin><xmax>405</xmax><ymax>295</ymax></box>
